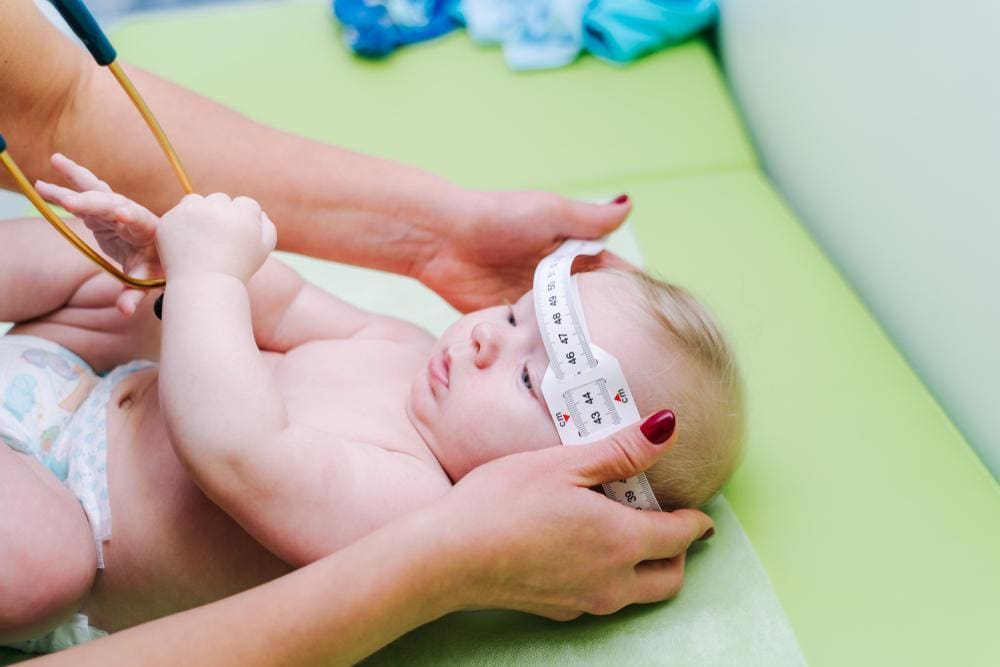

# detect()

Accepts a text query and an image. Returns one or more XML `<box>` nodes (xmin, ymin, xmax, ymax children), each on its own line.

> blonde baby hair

<box><xmin>611</xmin><ymin>269</ymin><xmax>745</xmax><ymax>509</ymax></box>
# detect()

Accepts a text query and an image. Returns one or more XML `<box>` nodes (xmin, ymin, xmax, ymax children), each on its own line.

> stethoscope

<box><xmin>0</xmin><ymin>0</ymin><xmax>192</xmax><ymax>292</ymax></box>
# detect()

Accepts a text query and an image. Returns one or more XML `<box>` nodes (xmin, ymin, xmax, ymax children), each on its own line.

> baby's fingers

<box><xmin>115</xmin><ymin>263</ymin><xmax>160</xmax><ymax>316</ymax></box>
<box><xmin>116</xmin><ymin>288</ymin><xmax>147</xmax><ymax>317</ymax></box>
<box><xmin>51</xmin><ymin>153</ymin><xmax>112</xmax><ymax>193</ymax></box>
<box><xmin>34</xmin><ymin>180</ymin><xmax>80</xmax><ymax>209</ymax></box>
<box><xmin>61</xmin><ymin>190</ymin><xmax>130</xmax><ymax>224</ymax></box>
<box><xmin>115</xmin><ymin>204</ymin><xmax>159</xmax><ymax>243</ymax></box>
<box><xmin>261</xmin><ymin>212</ymin><xmax>277</xmax><ymax>253</ymax></box>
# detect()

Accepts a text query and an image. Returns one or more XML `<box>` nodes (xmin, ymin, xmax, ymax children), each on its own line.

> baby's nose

<box><xmin>471</xmin><ymin>322</ymin><xmax>502</xmax><ymax>369</ymax></box>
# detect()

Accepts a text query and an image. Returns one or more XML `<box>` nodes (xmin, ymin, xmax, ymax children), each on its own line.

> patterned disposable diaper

<box><xmin>1</xmin><ymin>335</ymin><xmax>154</xmax><ymax>653</ymax></box>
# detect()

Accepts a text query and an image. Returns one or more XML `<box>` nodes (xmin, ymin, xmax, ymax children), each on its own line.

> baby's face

<box><xmin>406</xmin><ymin>272</ymin><xmax>668</xmax><ymax>482</ymax></box>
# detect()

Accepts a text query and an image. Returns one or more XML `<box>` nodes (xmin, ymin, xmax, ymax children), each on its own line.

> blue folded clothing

<box><xmin>459</xmin><ymin>0</ymin><xmax>587</xmax><ymax>69</ymax></box>
<box><xmin>456</xmin><ymin>0</ymin><xmax>717</xmax><ymax>70</ymax></box>
<box><xmin>333</xmin><ymin>0</ymin><xmax>461</xmax><ymax>58</ymax></box>
<box><xmin>332</xmin><ymin>0</ymin><xmax>717</xmax><ymax>67</ymax></box>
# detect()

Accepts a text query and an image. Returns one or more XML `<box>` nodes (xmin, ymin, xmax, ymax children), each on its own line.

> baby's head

<box><xmin>406</xmin><ymin>269</ymin><xmax>744</xmax><ymax>509</ymax></box>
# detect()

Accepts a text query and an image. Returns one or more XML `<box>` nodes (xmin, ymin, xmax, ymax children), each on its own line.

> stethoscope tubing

<box><xmin>0</xmin><ymin>0</ymin><xmax>194</xmax><ymax>290</ymax></box>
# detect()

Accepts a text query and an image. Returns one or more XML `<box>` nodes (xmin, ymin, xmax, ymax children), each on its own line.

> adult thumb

<box><xmin>573</xmin><ymin>410</ymin><xmax>677</xmax><ymax>487</ymax></box>
<box><xmin>565</xmin><ymin>194</ymin><xmax>631</xmax><ymax>238</ymax></box>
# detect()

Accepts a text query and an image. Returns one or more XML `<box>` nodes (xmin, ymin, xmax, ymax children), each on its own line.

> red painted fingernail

<box><xmin>699</xmin><ymin>528</ymin><xmax>715</xmax><ymax>541</ymax></box>
<box><xmin>640</xmin><ymin>410</ymin><xmax>675</xmax><ymax>444</ymax></box>
<box><xmin>611</xmin><ymin>194</ymin><xmax>629</xmax><ymax>205</ymax></box>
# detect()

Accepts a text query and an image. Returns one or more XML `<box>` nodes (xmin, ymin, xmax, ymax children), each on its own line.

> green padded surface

<box><xmin>110</xmin><ymin>2</ymin><xmax>755</xmax><ymax>191</ymax></box>
<box><xmin>618</xmin><ymin>171</ymin><xmax>1000</xmax><ymax>665</ymax></box>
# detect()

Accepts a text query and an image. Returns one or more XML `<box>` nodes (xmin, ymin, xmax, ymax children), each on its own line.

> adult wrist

<box><xmin>408</xmin><ymin>186</ymin><xmax>491</xmax><ymax>284</ymax></box>
<box><xmin>402</xmin><ymin>492</ymin><xmax>497</xmax><ymax>614</ymax></box>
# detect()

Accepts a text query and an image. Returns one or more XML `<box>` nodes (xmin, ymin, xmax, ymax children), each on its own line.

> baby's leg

<box><xmin>0</xmin><ymin>445</ymin><xmax>96</xmax><ymax>644</ymax></box>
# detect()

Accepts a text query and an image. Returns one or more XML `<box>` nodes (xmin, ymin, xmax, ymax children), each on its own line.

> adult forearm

<box><xmin>0</xmin><ymin>0</ymin><xmax>475</xmax><ymax>277</ymax></box>
<box><xmin>37</xmin><ymin>412</ymin><xmax>708</xmax><ymax>666</ymax></box>
<box><xmin>68</xmin><ymin>65</ymin><xmax>478</xmax><ymax>274</ymax></box>
<box><xmin>40</xmin><ymin>506</ymin><xmax>460</xmax><ymax>666</ymax></box>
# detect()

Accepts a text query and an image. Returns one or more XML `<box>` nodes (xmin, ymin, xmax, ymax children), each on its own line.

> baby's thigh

<box><xmin>0</xmin><ymin>446</ymin><xmax>96</xmax><ymax>644</ymax></box>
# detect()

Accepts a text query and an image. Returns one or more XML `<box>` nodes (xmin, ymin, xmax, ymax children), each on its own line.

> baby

<box><xmin>1</xmin><ymin>156</ymin><xmax>743</xmax><ymax>652</ymax></box>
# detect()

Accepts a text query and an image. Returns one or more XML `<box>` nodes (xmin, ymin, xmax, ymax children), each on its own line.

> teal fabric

<box><xmin>584</xmin><ymin>0</ymin><xmax>718</xmax><ymax>64</ymax></box>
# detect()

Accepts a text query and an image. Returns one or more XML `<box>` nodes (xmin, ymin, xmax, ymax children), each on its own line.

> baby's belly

<box><xmin>81</xmin><ymin>370</ymin><xmax>290</xmax><ymax>632</ymax></box>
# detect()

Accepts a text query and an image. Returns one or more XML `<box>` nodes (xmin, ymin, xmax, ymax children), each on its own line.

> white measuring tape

<box><xmin>533</xmin><ymin>239</ymin><xmax>662</xmax><ymax>512</ymax></box>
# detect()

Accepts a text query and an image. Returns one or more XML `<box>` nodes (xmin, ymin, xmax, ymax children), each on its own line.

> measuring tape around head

<box><xmin>533</xmin><ymin>240</ymin><xmax>662</xmax><ymax>512</ymax></box>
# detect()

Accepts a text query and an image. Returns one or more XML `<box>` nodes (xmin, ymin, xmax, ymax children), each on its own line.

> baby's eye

<box><xmin>507</xmin><ymin>306</ymin><xmax>517</xmax><ymax>327</ymax></box>
<box><xmin>521</xmin><ymin>365</ymin><xmax>533</xmax><ymax>390</ymax></box>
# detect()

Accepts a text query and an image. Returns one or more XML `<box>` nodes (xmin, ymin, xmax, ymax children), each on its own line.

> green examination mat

<box><xmin>4</xmin><ymin>0</ymin><xmax>997</xmax><ymax>664</ymax></box>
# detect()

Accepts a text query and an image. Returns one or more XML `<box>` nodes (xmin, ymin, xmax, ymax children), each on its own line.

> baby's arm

<box><xmin>158</xmin><ymin>195</ymin><xmax>445</xmax><ymax>565</ymax></box>
<box><xmin>0</xmin><ymin>217</ymin><xmax>107</xmax><ymax>323</ymax></box>
<box><xmin>0</xmin><ymin>217</ymin><xmax>163</xmax><ymax>371</ymax></box>
<box><xmin>245</xmin><ymin>258</ymin><xmax>432</xmax><ymax>353</ymax></box>
<box><xmin>157</xmin><ymin>194</ymin><xmax>285</xmax><ymax>471</ymax></box>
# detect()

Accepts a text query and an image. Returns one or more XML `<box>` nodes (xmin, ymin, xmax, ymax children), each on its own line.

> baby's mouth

<box><xmin>429</xmin><ymin>349</ymin><xmax>450</xmax><ymax>390</ymax></box>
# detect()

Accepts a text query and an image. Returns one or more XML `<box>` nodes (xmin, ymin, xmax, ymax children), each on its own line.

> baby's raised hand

<box><xmin>35</xmin><ymin>153</ymin><xmax>162</xmax><ymax>316</ymax></box>
<box><xmin>157</xmin><ymin>193</ymin><xmax>276</xmax><ymax>283</ymax></box>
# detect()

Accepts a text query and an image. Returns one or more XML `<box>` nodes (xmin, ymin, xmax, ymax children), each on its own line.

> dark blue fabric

<box><xmin>333</xmin><ymin>0</ymin><xmax>461</xmax><ymax>58</ymax></box>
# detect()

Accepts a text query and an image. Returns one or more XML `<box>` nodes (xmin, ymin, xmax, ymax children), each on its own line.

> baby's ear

<box><xmin>573</xmin><ymin>250</ymin><xmax>639</xmax><ymax>275</ymax></box>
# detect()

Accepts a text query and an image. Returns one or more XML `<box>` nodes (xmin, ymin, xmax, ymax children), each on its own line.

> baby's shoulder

<box><xmin>352</xmin><ymin>318</ymin><xmax>435</xmax><ymax>348</ymax></box>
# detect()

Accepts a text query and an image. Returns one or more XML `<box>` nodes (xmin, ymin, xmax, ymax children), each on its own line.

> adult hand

<box><xmin>431</xmin><ymin>410</ymin><xmax>714</xmax><ymax>620</ymax></box>
<box><xmin>35</xmin><ymin>153</ymin><xmax>162</xmax><ymax>316</ymax></box>
<box><xmin>415</xmin><ymin>190</ymin><xmax>633</xmax><ymax>313</ymax></box>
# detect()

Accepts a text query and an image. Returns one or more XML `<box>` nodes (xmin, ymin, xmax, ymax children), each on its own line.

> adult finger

<box><xmin>634</xmin><ymin>507</ymin><xmax>714</xmax><ymax>562</ymax></box>
<box><xmin>562</xmin><ymin>194</ymin><xmax>631</xmax><ymax>238</ymax></box>
<box><xmin>569</xmin><ymin>410</ymin><xmax>678</xmax><ymax>488</ymax></box>
<box><xmin>632</xmin><ymin>553</ymin><xmax>686</xmax><ymax>604</ymax></box>
<box><xmin>51</xmin><ymin>153</ymin><xmax>112</xmax><ymax>193</ymax></box>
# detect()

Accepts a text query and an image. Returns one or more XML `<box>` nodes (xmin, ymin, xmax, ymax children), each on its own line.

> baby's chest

<box><xmin>271</xmin><ymin>340</ymin><xmax>426</xmax><ymax>446</ymax></box>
